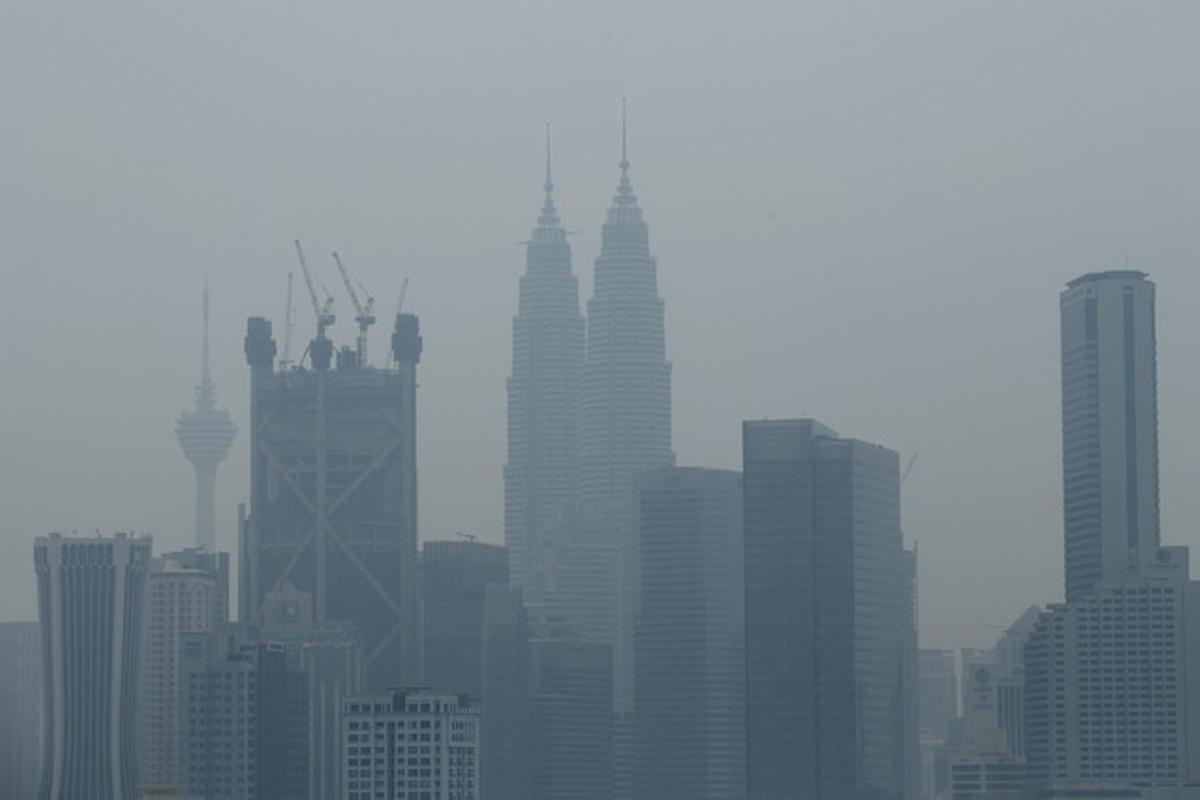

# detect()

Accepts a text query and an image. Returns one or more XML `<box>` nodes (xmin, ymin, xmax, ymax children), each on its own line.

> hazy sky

<box><xmin>2</xmin><ymin>1</ymin><xmax>1199</xmax><ymax>649</ymax></box>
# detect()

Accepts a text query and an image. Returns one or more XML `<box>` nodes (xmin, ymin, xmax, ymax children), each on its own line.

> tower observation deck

<box><xmin>177</xmin><ymin>283</ymin><xmax>237</xmax><ymax>552</ymax></box>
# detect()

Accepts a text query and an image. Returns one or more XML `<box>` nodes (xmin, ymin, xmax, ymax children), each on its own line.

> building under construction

<box><xmin>242</xmin><ymin>247</ymin><xmax>422</xmax><ymax>689</ymax></box>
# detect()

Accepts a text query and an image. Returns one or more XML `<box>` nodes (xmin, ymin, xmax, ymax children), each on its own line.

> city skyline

<box><xmin>4</xmin><ymin>3</ymin><xmax>1200</xmax><ymax>660</ymax></box>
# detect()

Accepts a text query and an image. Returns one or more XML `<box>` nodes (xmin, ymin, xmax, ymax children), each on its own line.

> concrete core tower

<box><xmin>177</xmin><ymin>281</ymin><xmax>238</xmax><ymax>552</ymax></box>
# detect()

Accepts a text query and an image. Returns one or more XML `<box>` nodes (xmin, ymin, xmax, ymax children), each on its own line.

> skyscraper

<box><xmin>242</xmin><ymin>308</ymin><xmax>422</xmax><ymax>687</ymax></box>
<box><xmin>481</xmin><ymin>583</ymin><xmax>532</xmax><ymax>800</ymax></box>
<box><xmin>504</xmin><ymin>127</ymin><xmax>585</xmax><ymax>604</ymax></box>
<box><xmin>576</xmin><ymin>107</ymin><xmax>674</xmax><ymax>792</ymax></box>
<box><xmin>421</xmin><ymin>538</ymin><xmax>508</xmax><ymax>697</ymax></box>
<box><xmin>0</xmin><ymin>621</ymin><xmax>43</xmax><ymax>800</ymax></box>
<box><xmin>34</xmin><ymin>533</ymin><xmax>152</xmax><ymax>800</ymax></box>
<box><xmin>1060</xmin><ymin>270</ymin><xmax>1160</xmax><ymax>601</ymax></box>
<box><xmin>743</xmin><ymin>420</ymin><xmax>916</xmax><ymax>800</ymax></box>
<box><xmin>138</xmin><ymin>549</ymin><xmax>228</xmax><ymax>790</ymax></box>
<box><xmin>634</xmin><ymin>467</ymin><xmax>745</xmax><ymax>800</ymax></box>
<box><xmin>180</xmin><ymin>625</ymin><xmax>309</xmax><ymax>800</ymax></box>
<box><xmin>177</xmin><ymin>282</ymin><xmax>237</xmax><ymax>552</ymax></box>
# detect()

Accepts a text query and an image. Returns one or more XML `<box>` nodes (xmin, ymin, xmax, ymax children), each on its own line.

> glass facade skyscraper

<box><xmin>743</xmin><ymin>420</ymin><xmax>915</xmax><ymax>800</ymax></box>
<box><xmin>1060</xmin><ymin>270</ymin><xmax>1160</xmax><ymax>602</ymax></box>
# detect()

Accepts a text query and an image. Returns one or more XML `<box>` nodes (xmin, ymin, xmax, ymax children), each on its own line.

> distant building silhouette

<box><xmin>180</xmin><ymin>625</ymin><xmax>308</xmax><ymax>800</ymax></box>
<box><xmin>481</xmin><ymin>583</ymin><xmax>532</xmax><ymax>800</ymax></box>
<box><xmin>340</xmin><ymin>689</ymin><xmax>480</xmax><ymax>799</ymax></box>
<box><xmin>504</xmin><ymin>127</ymin><xmax>584</xmax><ymax>605</ymax></box>
<box><xmin>0</xmin><ymin>621</ymin><xmax>43</xmax><ymax>800</ymax></box>
<box><xmin>1060</xmin><ymin>271</ymin><xmax>1160</xmax><ymax>601</ymax></box>
<box><xmin>176</xmin><ymin>283</ymin><xmax>237</xmax><ymax>552</ymax></box>
<box><xmin>528</xmin><ymin>615</ymin><xmax>613</xmax><ymax>800</ymax></box>
<box><xmin>241</xmin><ymin>309</ymin><xmax>422</xmax><ymax>688</ymax></box>
<box><xmin>34</xmin><ymin>532</ymin><xmax>151</xmax><ymax>800</ymax></box>
<box><xmin>138</xmin><ymin>549</ymin><xmax>228</xmax><ymax>790</ymax></box>
<box><xmin>634</xmin><ymin>467</ymin><xmax>746</xmax><ymax>800</ymax></box>
<box><xmin>742</xmin><ymin>420</ymin><xmax>916</xmax><ymax>800</ymax></box>
<box><xmin>421</xmin><ymin>539</ymin><xmax>509</xmax><ymax>697</ymax></box>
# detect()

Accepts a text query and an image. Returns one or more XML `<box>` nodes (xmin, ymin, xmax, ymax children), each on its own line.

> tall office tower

<box><xmin>260</xmin><ymin>583</ymin><xmax>364</xmax><ymax>800</ymax></box>
<box><xmin>421</xmin><ymin>539</ymin><xmax>509</xmax><ymax>696</ymax></box>
<box><xmin>482</xmin><ymin>584</ymin><xmax>532</xmax><ymax>800</ymax></box>
<box><xmin>919</xmin><ymin>650</ymin><xmax>957</xmax><ymax>742</ymax></box>
<box><xmin>1024</xmin><ymin>547</ymin><xmax>1200</xmax><ymax>796</ymax></box>
<box><xmin>341</xmin><ymin>689</ymin><xmax>481</xmax><ymax>800</ymax></box>
<box><xmin>1060</xmin><ymin>271</ymin><xmax>1160</xmax><ymax>602</ymax></box>
<box><xmin>505</xmin><ymin>128</ymin><xmax>585</xmax><ymax>604</ymax></box>
<box><xmin>634</xmin><ymin>467</ymin><xmax>746</xmax><ymax>800</ymax></box>
<box><xmin>138</xmin><ymin>550</ymin><xmax>228</xmax><ymax>790</ymax></box>
<box><xmin>0</xmin><ymin>622</ymin><xmax>43</xmax><ymax>800</ymax></box>
<box><xmin>743</xmin><ymin>420</ymin><xmax>916</xmax><ymax>800</ymax></box>
<box><xmin>577</xmin><ymin>108</ymin><xmax>674</xmax><ymax>797</ymax></box>
<box><xmin>34</xmin><ymin>533</ymin><xmax>151</xmax><ymax>800</ymax></box>
<box><xmin>242</xmin><ymin>308</ymin><xmax>422</xmax><ymax>687</ymax></box>
<box><xmin>177</xmin><ymin>283</ymin><xmax>238</xmax><ymax>552</ymax></box>
<box><xmin>180</xmin><ymin>625</ymin><xmax>309</xmax><ymax>800</ymax></box>
<box><xmin>529</xmin><ymin>615</ymin><xmax>614</xmax><ymax>800</ymax></box>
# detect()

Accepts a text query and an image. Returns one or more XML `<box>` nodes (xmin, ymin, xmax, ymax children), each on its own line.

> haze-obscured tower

<box><xmin>577</xmin><ymin>102</ymin><xmax>673</xmax><ymax>721</ymax></box>
<box><xmin>177</xmin><ymin>282</ymin><xmax>237</xmax><ymax>552</ymax></box>
<box><xmin>1060</xmin><ymin>271</ymin><xmax>1160</xmax><ymax>601</ymax></box>
<box><xmin>242</xmin><ymin>305</ymin><xmax>422</xmax><ymax>688</ymax></box>
<box><xmin>505</xmin><ymin>126</ymin><xmax>585</xmax><ymax>604</ymax></box>
<box><xmin>35</xmin><ymin>533</ymin><xmax>151</xmax><ymax>800</ymax></box>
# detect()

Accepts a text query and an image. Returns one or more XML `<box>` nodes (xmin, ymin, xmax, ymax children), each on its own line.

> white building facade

<box><xmin>342</xmin><ymin>690</ymin><xmax>480</xmax><ymax>800</ymax></box>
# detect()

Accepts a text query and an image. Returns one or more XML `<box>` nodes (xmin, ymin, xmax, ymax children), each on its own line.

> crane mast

<box><xmin>279</xmin><ymin>272</ymin><xmax>297</xmax><ymax>370</ymax></box>
<box><xmin>294</xmin><ymin>239</ymin><xmax>335</xmax><ymax>340</ymax></box>
<box><xmin>332</xmin><ymin>251</ymin><xmax>375</xmax><ymax>366</ymax></box>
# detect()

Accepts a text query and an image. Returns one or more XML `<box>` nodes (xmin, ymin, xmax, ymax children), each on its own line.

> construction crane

<box><xmin>294</xmin><ymin>239</ymin><xmax>335</xmax><ymax>339</ymax></box>
<box><xmin>395</xmin><ymin>276</ymin><xmax>409</xmax><ymax>318</ymax></box>
<box><xmin>331</xmin><ymin>251</ymin><xmax>375</xmax><ymax>365</ymax></box>
<box><xmin>278</xmin><ymin>272</ymin><xmax>297</xmax><ymax>370</ymax></box>
<box><xmin>901</xmin><ymin>453</ymin><xmax>919</xmax><ymax>487</ymax></box>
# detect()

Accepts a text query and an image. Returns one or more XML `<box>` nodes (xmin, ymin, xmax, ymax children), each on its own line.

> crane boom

<box><xmin>294</xmin><ymin>239</ymin><xmax>335</xmax><ymax>339</ymax></box>
<box><xmin>331</xmin><ymin>251</ymin><xmax>375</xmax><ymax>365</ymax></box>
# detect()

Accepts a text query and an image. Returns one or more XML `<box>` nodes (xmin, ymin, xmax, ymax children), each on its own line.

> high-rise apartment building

<box><xmin>743</xmin><ymin>420</ymin><xmax>916</xmax><ymax>800</ymax></box>
<box><xmin>421</xmin><ymin>539</ymin><xmax>509</xmax><ymax>697</ymax></box>
<box><xmin>1024</xmin><ymin>547</ymin><xmax>1200</xmax><ymax>794</ymax></box>
<box><xmin>139</xmin><ymin>549</ymin><xmax>228</xmax><ymax>790</ymax></box>
<box><xmin>34</xmin><ymin>533</ymin><xmax>151</xmax><ymax>800</ymax></box>
<box><xmin>634</xmin><ymin>467</ymin><xmax>745</xmax><ymax>800</ymax></box>
<box><xmin>341</xmin><ymin>689</ymin><xmax>480</xmax><ymax>800</ymax></box>
<box><xmin>180</xmin><ymin>625</ymin><xmax>308</xmax><ymax>800</ymax></box>
<box><xmin>242</xmin><ymin>308</ymin><xmax>422</xmax><ymax>688</ymax></box>
<box><xmin>528</xmin><ymin>616</ymin><xmax>614</xmax><ymax>800</ymax></box>
<box><xmin>504</xmin><ymin>129</ymin><xmax>585</xmax><ymax>604</ymax></box>
<box><xmin>1060</xmin><ymin>271</ymin><xmax>1160</xmax><ymax>602</ymax></box>
<box><xmin>0</xmin><ymin>621</ymin><xmax>43</xmax><ymax>800</ymax></box>
<box><xmin>177</xmin><ymin>283</ymin><xmax>237</xmax><ymax>552</ymax></box>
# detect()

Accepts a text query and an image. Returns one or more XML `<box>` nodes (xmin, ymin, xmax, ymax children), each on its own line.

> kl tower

<box><xmin>176</xmin><ymin>281</ymin><xmax>237</xmax><ymax>551</ymax></box>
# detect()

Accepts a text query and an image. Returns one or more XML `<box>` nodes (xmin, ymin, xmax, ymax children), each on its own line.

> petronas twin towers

<box><xmin>504</xmin><ymin>115</ymin><xmax>674</xmax><ymax>694</ymax></box>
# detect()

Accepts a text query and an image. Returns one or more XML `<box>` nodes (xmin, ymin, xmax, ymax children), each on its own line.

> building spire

<box><xmin>612</xmin><ymin>99</ymin><xmax>637</xmax><ymax>210</ymax></box>
<box><xmin>537</xmin><ymin>122</ymin><xmax>561</xmax><ymax>230</ymax></box>
<box><xmin>196</xmin><ymin>277</ymin><xmax>217</xmax><ymax>410</ymax></box>
<box><xmin>620</xmin><ymin>97</ymin><xmax>628</xmax><ymax>172</ymax></box>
